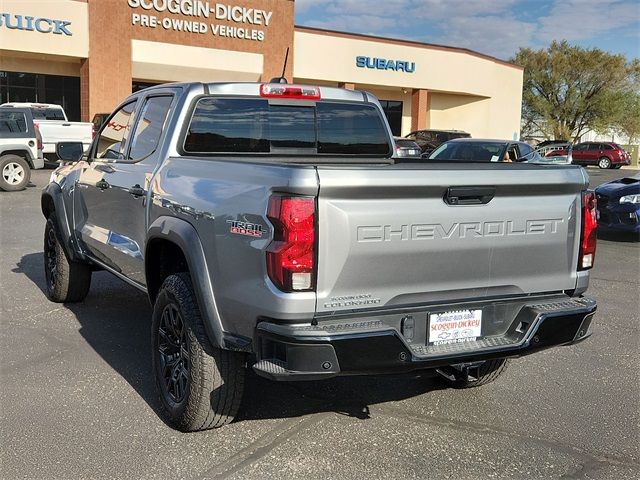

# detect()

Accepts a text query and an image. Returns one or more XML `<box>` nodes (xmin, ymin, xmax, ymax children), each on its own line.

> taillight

<box><xmin>260</xmin><ymin>84</ymin><xmax>321</xmax><ymax>100</ymax></box>
<box><xmin>33</xmin><ymin>122</ymin><xmax>43</xmax><ymax>150</ymax></box>
<box><xmin>266</xmin><ymin>195</ymin><xmax>316</xmax><ymax>291</ymax></box>
<box><xmin>579</xmin><ymin>191</ymin><xmax>597</xmax><ymax>270</ymax></box>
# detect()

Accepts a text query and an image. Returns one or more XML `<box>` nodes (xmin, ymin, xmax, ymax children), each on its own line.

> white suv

<box><xmin>0</xmin><ymin>107</ymin><xmax>44</xmax><ymax>191</ymax></box>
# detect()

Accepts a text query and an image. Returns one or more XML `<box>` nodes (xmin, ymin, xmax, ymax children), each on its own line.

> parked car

<box><xmin>405</xmin><ymin>129</ymin><xmax>471</xmax><ymax>156</ymax></box>
<box><xmin>393</xmin><ymin>137</ymin><xmax>422</xmax><ymax>159</ymax></box>
<box><xmin>595</xmin><ymin>174</ymin><xmax>640</xmax><ymax>236</ymax></box>
<box><xmin>0</xmin><ymin>106</ymin><xmax>44</xmax><ymax>191</ymax></box>
<box><xmin>0</xmin><ymin>103</ymin><xmax>93</xmax><ymax>164</ymax></box>
<box><xmin>45</xmin><ymin>82</ymin><xmax>596</xmax><ymax>432</ymax></box>
<box><xmin>428</xmin><ymin>138</ymin><xmax>544</xmax><ymax>163</ymax></box>
<box><xmin>536</xmin><ymin>141</ymin><xmax>571</xmax><ymax>159</ymax></box>
<box><xmin>547</xmin><ymin>142</ymin><xmax>631</xmax><ymax>169</ymax></box>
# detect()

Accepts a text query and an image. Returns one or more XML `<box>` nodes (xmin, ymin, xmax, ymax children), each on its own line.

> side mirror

<box><xmin>56</xmin><ymin>142</ymin><xmax>84</xmax><ymax>162</ymax></box>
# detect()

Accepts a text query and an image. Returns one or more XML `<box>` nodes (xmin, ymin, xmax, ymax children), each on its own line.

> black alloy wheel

<box><xmin>158</xmin><ymin>303</ymin><xmax>190</xmax><ymax>404</ymax></box>
<box><xmin>44</xmin><ymin>225</ymin><xmax>59</xmax><ymax>293</ymax></box>
<box><xmin>152</xmin><ymin>273</ymin><xmax>246</xmax><ymax>431</ymax></box>
<box><xmin>42</xmin><ymin>217</ymin><xmax>92</xmax><ymax>303</ymax></box>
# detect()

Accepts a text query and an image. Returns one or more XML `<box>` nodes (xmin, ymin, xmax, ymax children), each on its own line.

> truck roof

<box><xmin>135</xmin><ymin>82</ymin><xmax>374</xmax><ymax>104</ymax></box>
<box><xmin>1</xmin><ymin>102</ymin><xmax>64</xmax><ymax>109</ymax></box>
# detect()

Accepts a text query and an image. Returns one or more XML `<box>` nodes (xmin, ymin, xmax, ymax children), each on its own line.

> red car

<box><xmin>547</xmin><ymin>142</ymin><xmax>631</xmax><ymax>169</ymax></box>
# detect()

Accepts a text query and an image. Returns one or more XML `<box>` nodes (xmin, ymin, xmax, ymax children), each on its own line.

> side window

<box><xmin>0</xmin><ymin>111</ymin><xmax>27</xmax><ymax>133</ymax></box>
<box><xmin>127</xmin><ymin>96</ymin><xmax>173</xmax><ymax>161</ymax></box>
<box><xmin>601</xmin><ymin>144</ymin><xmax>613</xmax><ymax>150</ymax></box>
<box><xmin>574</xmin><ymin>143</ymin><xmax>587</xmax><ymax>151</ymax></box>
<box><xmin>588</xmin><ymin>144</ymin><xmax>601</xmax><ymax>151</ymax></box>
<box><xmin>95</xmin><ymin>101</ymin><xmax>137</xmax><ymax>159</ymax></box>
<box><xmin>505</xmin><ymin>144</ymin><xmax>519</xmax><ymax>161</ymax></box>
<box><xmin>519</xmin><ymin>143</ymin><xmax>533</xmax><ymax>159</ymax></box>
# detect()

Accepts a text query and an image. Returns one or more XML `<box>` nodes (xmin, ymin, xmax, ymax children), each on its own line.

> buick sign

<box><xmin>0</xmin><ymin>13</ymin><xmax>73</xmax><ymax>36</ymax></box>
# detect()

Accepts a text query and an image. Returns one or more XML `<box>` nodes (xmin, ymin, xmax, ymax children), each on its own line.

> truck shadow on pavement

<box><xmin>597</xmin><ymin>230</ymin><xmax>639</xmax><ymax>242</ymax></box>
<box><xmin>15</xmin><ymin>252</ymin><xmax>448</xmax><ymax>427</ymax></box>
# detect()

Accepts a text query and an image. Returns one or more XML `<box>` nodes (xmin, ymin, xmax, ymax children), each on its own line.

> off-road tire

<box><xmin>152</xmin><ymin>273</ymin><xmax>246</xmax><ymax>432</ymax></box>
<box><xmin>598</xmin><ymin>157</ymin><xmax>612</xmax><ymax>169</ymax></box>
<box><xmin>0</xmin><ymin>154</ymin><xmax>31</xmax><ymax>191</ymax></box>
<box><xmin>44</xmin><ymin>217</ymin><xmax>92</xmax><ymax>302</ymax></box>
<box><xmin>448</xmin><ymin>359</ymin><xmax>510</xmax><ymax>388</ymax></box>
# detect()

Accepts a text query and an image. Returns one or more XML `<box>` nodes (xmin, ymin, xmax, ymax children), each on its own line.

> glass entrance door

<box><xmin>378</xmin><ymin>100</ymin><xmax>403</xmax><ymax>136</ymax></box>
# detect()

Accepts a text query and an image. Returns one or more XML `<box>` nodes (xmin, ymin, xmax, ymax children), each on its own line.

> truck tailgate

<box><xmin>315</xmin><ymin>165</ymin><xmax>586</xmax><ymax>313</ymax></box>
<box><xmin>38</xmin><ymin>121</ymin><xmax>93</xmax><ymax>146</ymax></box>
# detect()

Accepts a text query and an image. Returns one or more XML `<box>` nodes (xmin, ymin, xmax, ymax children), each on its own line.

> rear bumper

<box><xmin>253</xmin><ymin>296</ymin><xmax>596</xmax><ymax>381</ymax></box>
<box><xmin>33</xmin><ymin>151</ymin><xmax>44</xmax><ymax>170</ymax></box>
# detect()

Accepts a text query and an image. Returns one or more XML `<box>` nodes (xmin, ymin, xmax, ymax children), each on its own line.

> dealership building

<box><xmin>0</xmin><ymin>0</ymin><xmax>523</xmax><ymax>139</ymax></box>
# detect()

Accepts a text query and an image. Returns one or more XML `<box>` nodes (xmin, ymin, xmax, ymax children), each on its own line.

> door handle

<box><xmin>128</xmin><ymin>185</ymin><xmax>146</xmax><ymax>197</ymax></box>
<box><xmin>445</xmin><ymin>186</ymin><xmax>495</xmax><ymax>205</ymax></box>
<box><xmin>96</xmin><ymin>179</ymin><xmax>110</xmax><ymax>191</ymax></box>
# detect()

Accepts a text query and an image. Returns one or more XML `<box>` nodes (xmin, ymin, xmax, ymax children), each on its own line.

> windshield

<box><xmin>30</xmin><ymin>107</ymin><xmax>65</xmax><ymax>121</ymax></box>
<box><xmin>429</xmin><ymin>141</ymin><xmax>507</xmax><ymax>162</ymax></box>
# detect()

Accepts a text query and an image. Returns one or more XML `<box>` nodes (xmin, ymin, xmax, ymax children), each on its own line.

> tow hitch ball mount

<box><xmin>436</xmin><ymin>361</ymin><xmax>485</xmax><ymax>383</ymax></box>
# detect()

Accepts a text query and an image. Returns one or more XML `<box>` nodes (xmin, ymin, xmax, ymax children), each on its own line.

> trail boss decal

<box><xmin>226</xmin><ymin>220</ymin><xmax>264</xmax><ymax>238</ymax></box>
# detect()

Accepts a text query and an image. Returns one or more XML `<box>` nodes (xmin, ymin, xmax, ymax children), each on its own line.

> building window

<box><xmin>379</xmin><ymin>100</ymin><xmax>403</xmax><ymax>136</ymax></box>
<box><xmin>0</xmin><ymin>71</ymin><xmax>80</xmax><ymax>121</ymax></box>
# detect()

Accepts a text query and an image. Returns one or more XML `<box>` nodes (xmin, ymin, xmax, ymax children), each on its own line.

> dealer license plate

<box><xmin>428</xmin><ymin>309</ymin><xmax>482</xmax><ymax>345</ymax></box>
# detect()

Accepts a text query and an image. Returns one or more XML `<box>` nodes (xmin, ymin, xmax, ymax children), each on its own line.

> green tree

<box><xmin>513</xmin><ymin>41</ymin><xmax>640</xmax><ymax>142</ymax></box>
<box><xmin>611</xmin><ymin>93</ymin><xmax>640</xmax><ymax>143</ymax></box>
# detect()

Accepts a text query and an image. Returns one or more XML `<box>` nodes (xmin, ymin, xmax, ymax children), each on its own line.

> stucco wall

<box><xmin>293</xmin><ymin>28</ymin><xmax>523</xmax><ymax>139</ymax></box>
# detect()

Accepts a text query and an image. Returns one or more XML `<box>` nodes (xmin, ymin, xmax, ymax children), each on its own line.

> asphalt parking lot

<box><xmin>1</xmin><ymin>167</ymin><xmax>639</xmax><ymax>480</ymax></box>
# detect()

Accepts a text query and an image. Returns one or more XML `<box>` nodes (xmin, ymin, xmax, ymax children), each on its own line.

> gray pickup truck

<box><xmin>43</xmin><ymin>82</ymin><xmax>598</xmax><ymax>432</ymax></box>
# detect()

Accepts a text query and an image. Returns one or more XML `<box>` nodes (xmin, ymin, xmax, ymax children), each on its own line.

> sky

<box><xmin>295</xmin><ymin>0</ymin><xmax>640</xmax><ymax>61</ymax></box>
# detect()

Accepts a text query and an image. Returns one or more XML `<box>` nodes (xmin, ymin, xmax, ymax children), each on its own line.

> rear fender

<box><xmin>146</xmin><ymin>216</ymin><xmax>251</xmax><ymax>352</ymax></box>
<box><xmin>1</xmin><ymin>146</ymin><xmax>35</xmax><ymax>168</ymax></box>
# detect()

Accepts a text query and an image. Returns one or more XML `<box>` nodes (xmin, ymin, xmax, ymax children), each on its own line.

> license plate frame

<box><xmin>427</xmin><ymin>309</ymin><xmax>482</xmax><ymax>346</ymax></box>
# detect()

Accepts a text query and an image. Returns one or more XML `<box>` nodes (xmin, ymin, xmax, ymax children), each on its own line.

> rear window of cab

<box><xmin>183</xmin><ymin>98</ymin><xmax>391</xmax><ymax>156</ymax></box>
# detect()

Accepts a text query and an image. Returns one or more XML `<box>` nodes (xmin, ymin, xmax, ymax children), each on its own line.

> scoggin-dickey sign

<box><xmin>128</xmin><ymin>0</ymin><xmax>273</xmax><ymax>41</ymax></box>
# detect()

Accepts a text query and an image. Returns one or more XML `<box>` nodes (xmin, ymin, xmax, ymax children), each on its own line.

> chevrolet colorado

<box><xmin>43</xmin><ymin>82</ymin><xmax>597</xmax><ymax>432</ymax></box>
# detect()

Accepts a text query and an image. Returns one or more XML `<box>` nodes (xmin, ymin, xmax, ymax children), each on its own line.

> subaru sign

<box><xmin>0</xmin><ymin>12</ymin><xmax>73</xmax><ymax>36</ymax></box>
<box><xmin>356</xmin><ymin>56</ymin><xmax>415</xmax><ymax>73</ymax></box>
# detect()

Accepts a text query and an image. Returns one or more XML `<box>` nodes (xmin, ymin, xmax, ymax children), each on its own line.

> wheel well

<box><xmin>1</xmin><ymin>150</ymin><xmax>33</xmax><ymax>168</ymax></box>
<box><xmin>41</xmin><ymin>194</ymin><xmax>55</xmax><ymax>219</ymax></box>
<box><xmin>146</xmin><ymin>239</ymin><xmax>189</xmax><ymax>303</ymax></box>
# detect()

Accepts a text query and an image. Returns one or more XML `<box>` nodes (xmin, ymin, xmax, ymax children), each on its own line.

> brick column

<box><xmin>81</xmin><ymin>0</ymin><xmax>132</xmax><ymax>122</ymax></box>
<box><xmin>339</xmin><ymin>82</ymin><xmax>356</xmax><ymax>90</ymax></box>
<box><xmin>411</xmin><ymin>89</ymin><xmax>429</xmax><ymax>131</ymax></box>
